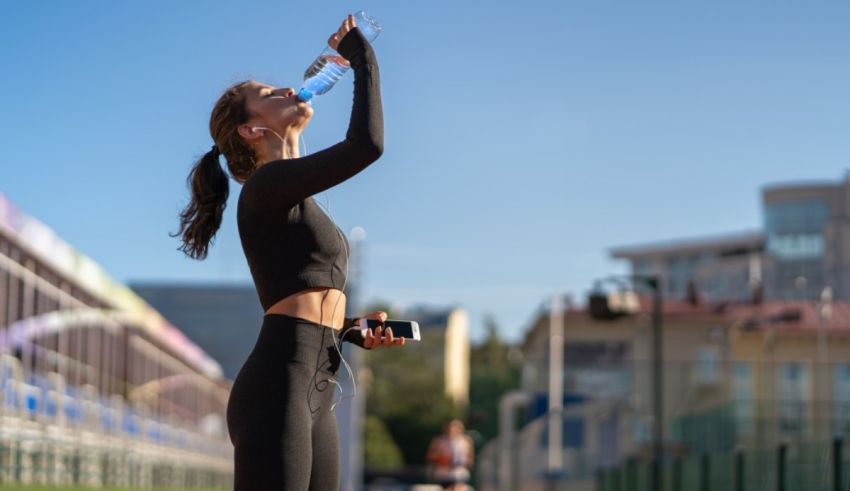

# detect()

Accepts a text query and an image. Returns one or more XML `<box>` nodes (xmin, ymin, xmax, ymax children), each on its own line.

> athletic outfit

<box><xmin>226</xmin><ymin>26</ymin><xmax>383</xmax><ymax>489</ymax></box>
<box><xmin>429</xmin><ymin>434</ymin><xmax>473</xmax><ymax>488</ymax></box>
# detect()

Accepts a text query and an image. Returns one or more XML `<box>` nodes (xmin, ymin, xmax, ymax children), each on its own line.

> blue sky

<box><xmin>2</xmin><ymin>1</ymin><xmax>849</xmax><ymax>343</ymax></box>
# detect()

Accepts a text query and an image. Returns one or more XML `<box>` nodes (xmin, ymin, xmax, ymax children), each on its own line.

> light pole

<box><xmin>648</xmin><ymin>276</ymin><xmax>663</xmax><ymax>491</ymax></box>
<box><xmin>818</xmin><ymin>286</ymin><xmax>832</xmax><ymax>440</ymax></box>
<box><xmin>499</xmin><ymin>391</ymin><xmax>531</xmax><ymax>491</ymax></box>
<box><xmin>595</xmin><ymin>275</ymin><xmax>663</xmax><ymax>491</ymax></box>
<box><xmin>547</xmin><ymin>293</ymin><xmax>565</xmax><ymax>487</ymax></box>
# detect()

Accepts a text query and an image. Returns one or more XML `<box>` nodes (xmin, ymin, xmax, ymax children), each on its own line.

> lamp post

<box><xmin>818</xmin><ymin>286</ymin><xmax>832</xmax><ymax>440</ymax></box>
<box><xmin>547</xmin><ymin>293</ymin><xmax>565</xmax><ymax>486</ymax></box>
<box><xmin>595</xmin><ymin>274</ymin><xmax>663</xmax><ymax>491</ymax></box>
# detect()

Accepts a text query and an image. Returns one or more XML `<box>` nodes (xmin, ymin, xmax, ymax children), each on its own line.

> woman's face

<box><xmin>241</xmin><ymin>81</ymin><xmax>313</xmax><ymax>135</ymax></box>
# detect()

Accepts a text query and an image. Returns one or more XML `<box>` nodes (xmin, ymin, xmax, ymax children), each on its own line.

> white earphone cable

<box><xmin>255</xmin><ymin>126</ymin><xmax>359</xmax><ymax>412</ymax></box>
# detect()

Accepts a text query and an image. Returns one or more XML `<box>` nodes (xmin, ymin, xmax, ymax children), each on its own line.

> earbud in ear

<box><xmin>248</xmin><ymin>126</ymin><xmax>286</xmax><ymax>146</ymax></box>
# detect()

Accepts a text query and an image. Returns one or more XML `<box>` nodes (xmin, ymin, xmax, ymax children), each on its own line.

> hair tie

<box><xmin>211</xmin><ymin>144</ymin><xmax>220</xmax><ymax>157</ymax></box>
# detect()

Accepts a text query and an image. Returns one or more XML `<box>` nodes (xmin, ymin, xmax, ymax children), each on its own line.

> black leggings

<box><xmin>227</xmin><ymin>313</ymin><xmax>343</xmax><ymax>490</ymax></box>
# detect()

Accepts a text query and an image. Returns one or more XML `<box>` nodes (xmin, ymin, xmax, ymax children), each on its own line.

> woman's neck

<box><xmin>256</xmin><ymin>128</ymin><xmax>302</xmax><ymax>166</ymax></box>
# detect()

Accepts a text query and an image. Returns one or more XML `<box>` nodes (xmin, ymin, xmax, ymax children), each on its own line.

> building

<box><xmin>0</xmin><ymin>192</ymin><xmax>232</xmax><ymax>486</ymax></box>
<box><xmin>612</xmin><ymin>173</ymin><xmax>850</xmax><ymax>303</ymax></box>
<box><xmin>128</xmin><ymin>283</ymin><xmax>263</xmax><ymax>380</ymax></box>
<box><xmin>477</xmin><ymin>292</ymin><xmax>850</xmax><ymax>491</ymax></box>
<box><xmin>610</xmin><ymin>231</ymin><xmax>764</xmax><ymax>303</ymax></box>
<box><xmin>763</xmin><ymin>178</ymin><xmax>850</xmax><ymax>300</ymax></box>
<box><xmin>682</xmin><ymin>299</ymin><xmax>850</xmax><ymax>451</ymax></box>
<box><xmin>403</xmin><ymin>305</ymin><xmax>470</xmax><ymax>407</ymax></box>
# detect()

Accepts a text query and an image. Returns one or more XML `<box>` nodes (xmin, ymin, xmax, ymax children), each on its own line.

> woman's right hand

<box><xmin>328</xmin><ymin>13</ymin><xmax>357</xmax><ymax>52</ymax></box>
<box><xmin>359</xmin><ymin>311</ymin><xmax>406</xmax><ymax>349</ymax></box>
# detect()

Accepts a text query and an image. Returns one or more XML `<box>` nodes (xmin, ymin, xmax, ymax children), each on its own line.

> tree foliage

<box><xmin>465</xmin><ymin>313</ymin><xmax>522</xmax><ymax>447</ymax></box>
<box><xmin>361</xmin><ymin>304</ymin><xmax>520</xmax><ymax>468</ymax></box>
<box><xmin>362</xmin><ymin>300</ymin><xmax>461</xmax><ymax>466</ymax></box>
<box><xmin>363</xmin><ymin>415</ymin><xmax>404</xmax><ymax>469</ymax></box>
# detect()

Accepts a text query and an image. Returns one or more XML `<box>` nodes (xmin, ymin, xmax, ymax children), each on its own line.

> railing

<box><xmin>0</xmin><ymin>358</ymin><xmax>232</xmax><ymax>487</ymax></box>
<box><xmin>597</xmin><ymin>438</ymin><xmax>850</xmax><ymax>491</ymax></box>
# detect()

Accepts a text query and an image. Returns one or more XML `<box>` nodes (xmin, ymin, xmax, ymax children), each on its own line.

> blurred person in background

<box><xmin>427</xmin><ymin>419</ymin><xmax>475</xmax><ymax>490</ymax></box>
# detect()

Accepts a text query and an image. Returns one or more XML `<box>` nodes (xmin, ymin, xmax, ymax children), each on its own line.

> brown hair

<box><xmin>170</xmin><ymin>80</ymin><xmax>258</xmax><ymax>260</ymax></box>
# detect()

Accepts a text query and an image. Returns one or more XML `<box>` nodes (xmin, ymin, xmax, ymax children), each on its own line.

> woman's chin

<box><xmin>278</xmin><ymin>104</ymin><xmax>313</xmax><ymax>128</ymax></box>
<box><xmin>293</xmin><ymin>102</ymin><xmax>314</xmax><ymax>122</ymax></box>
<box><xmin>300</xmin><ymin>103</ymin><xmax>314</xmax><ymax>118</ymax></box>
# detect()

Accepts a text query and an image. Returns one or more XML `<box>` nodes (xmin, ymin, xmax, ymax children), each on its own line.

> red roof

<box><xmin>625</xmin><ymin>295</ymin><xmax>850</xmax><ymax>331</ymax></box>
<box><xmin>526</xmin><ymin>297</ymin><xmax>850</xmax><ymax>350</ymax></box>
<box><xmin>726</xmin><ymin>300</ymin><xmax>850</xmax><ymax>332</ymax></box>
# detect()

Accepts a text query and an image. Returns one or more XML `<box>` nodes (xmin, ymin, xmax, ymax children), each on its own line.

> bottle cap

<box><xmin>296</xmin><ymin>88</ymin><xmax>314</xmax><ymax>102</ymax></box>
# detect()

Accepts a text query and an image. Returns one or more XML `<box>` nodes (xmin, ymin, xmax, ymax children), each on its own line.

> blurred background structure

<box><xmin>4</xmin><ymin>171</ymin><xmax>850</xmax><ymax>491</ymax></box>
<box><xmin>612</xmin><ymin>174</ymin><xmax>850</xmax><ymax>303</ymax></box>
<box><xmin>0</xmin><ymin>192</ymin><xmax>232</xmax><ymax>487</ymax></box>
<box><xmin>4</xmin><ymin>162</ymin><xmax>850</xmax><ymax>491</ymax></box>
<box><xmin>475</xmin><ymin>174</ymin><xmax>850</xmax><ymax>491</ymax></box>
<box><xmin>3</xmin><ymin>1</ymin><xmax>850</xmax><ymax>489</ymax></box>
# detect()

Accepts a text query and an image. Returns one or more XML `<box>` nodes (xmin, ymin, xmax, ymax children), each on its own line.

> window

<box><xmin>8</xmin><ymin>273</ymin><xmax>19</xmax><ymax>325</ymax></box>
<box><xmin>21</xmin><ymin>274</ymin><xmax>33</xmax><ymax>320</ymax></box>
<box><xmin>633</xmin><ymin>418</ymin><xmax>650</xmax><ymax>445</ymax></box>
<box><xmin>834</xmin><ymin>364</ymin><xmax>850</xmax><ymax>436</ymax></box>
<box><xmin>765</xmin><ymin>200</ymin><xmax>828</xmax><ymax>260</ymax></box>
<box><xmin>33</xmin><ymin>288</ymin><xmax>41</xmax><ymax>316</ymax></box>
<box><xmin>778</xmin><ymin>363</ymin><xmax>810</xmax><ymax>434</ymax></box>
<box><xmin>0</xmin><ymin>264</ymin><xmax>7</xmax><ymax>329</ymax></box>
<box><xmin>697</xmin><ymin>346</ymin><xmax>720</xmax><ymax>385</ymax></box>
<box><xmin>633</xmin><ymin>259</ymin><xmax>653</xmax><ymax>277</ymax></box>
<box><xmin>732</xmin><ymin>363</ymin><xmax>754</xmax><ymax>434</ymax></box>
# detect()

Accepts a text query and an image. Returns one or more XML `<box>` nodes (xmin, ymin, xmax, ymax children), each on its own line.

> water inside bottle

<box><xmin>304</xmin><ymin>54</ymin><xmax>350</xmax><ymax>79</ymax></box>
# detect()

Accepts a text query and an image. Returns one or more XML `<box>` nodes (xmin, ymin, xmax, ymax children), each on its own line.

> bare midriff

<box><xmin>264</xmin><ymin>287</ymin><xmax>347</xmax><ymax>330</ymax></box>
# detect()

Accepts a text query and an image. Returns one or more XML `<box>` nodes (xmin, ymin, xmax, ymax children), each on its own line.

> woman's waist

<box><xmin>264</xmin><ymin>287</ymin><xmax>347</xmax><ymax>329</ymax></box>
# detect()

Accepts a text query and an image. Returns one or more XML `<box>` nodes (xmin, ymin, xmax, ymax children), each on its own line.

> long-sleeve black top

<box><xmin>236</xmin><ymin>27</ymin><xmax>383</xmax><ymax>344</ymax></box>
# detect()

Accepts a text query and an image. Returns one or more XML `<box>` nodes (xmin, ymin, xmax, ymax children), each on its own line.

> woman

<box><xmin>171</xmin><ymin>14</ymin><xmax>405</xmax><ymax>489</ymax></box>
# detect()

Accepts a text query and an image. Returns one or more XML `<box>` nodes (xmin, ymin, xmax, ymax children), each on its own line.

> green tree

<box><xmin>363</xmin><ymin>415</ymin><xmax>404</xmax><ymax>469</ymax></box>
<box><xmin>362</xmin><ymin>300</ymin><xmax>461</xmax><ymax>466</ymax></box>
<box><xmin>466</xmin><ymin>313</ymin><xmax>521</xmax><ymax>446</ymax></box>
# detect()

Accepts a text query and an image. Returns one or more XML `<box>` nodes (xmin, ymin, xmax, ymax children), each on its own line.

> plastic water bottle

<box><xmin>296</xmin><ymin>10</ymin><xmax>381</xmax><ymax>103</ymax></box>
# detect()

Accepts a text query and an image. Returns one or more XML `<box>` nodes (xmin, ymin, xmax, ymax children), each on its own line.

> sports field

<box><xmin>0</xmin><ymin>488</ymin><xmax>225</xmax><ymax>491</ymax></box>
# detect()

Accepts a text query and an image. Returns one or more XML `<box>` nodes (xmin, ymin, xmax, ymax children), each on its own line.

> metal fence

<box><xmin>0</xmin><ymin>354</ymin><xmax>233</xmax><ymax>487</ymax></box>
<box><xmin>0</xmin><ymin>427</ymin><xmax>232</xmax><ymax>488</ymax></box>
<box><xmin>597</xmin><ymin>438</ymin><xmax>850</xmax><ymax>491</ymax></box>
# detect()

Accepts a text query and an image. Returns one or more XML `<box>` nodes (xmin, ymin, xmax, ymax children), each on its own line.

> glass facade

<box><xmin>665</xmin><ymin>254</ymin><xmax>700</xmax><ymax>298</ymax></box>
<box><xmin>765</xmin><ymin>200</ymin><xmax>828</xmax><ymax>259</ymax></box>
<box><xmin>764</xmin><ymin>199</ymin><xmax>829</xmax><ymax>299</ymax></box>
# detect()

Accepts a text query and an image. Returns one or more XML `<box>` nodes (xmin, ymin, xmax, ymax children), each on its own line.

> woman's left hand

<box><xmin>359</xmin><ymin>311</ymin><xmax>406</xmax><ymax>349</ymax></box>
<box><xmin>328</xmin><ymin>13</ymin><xmax>357</xmax><ymax>52</ymax></box>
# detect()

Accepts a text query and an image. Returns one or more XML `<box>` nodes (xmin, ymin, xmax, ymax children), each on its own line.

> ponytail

<box><xmin>170</xmin><ymin>145</ymin><xmax>230</xmax><ymax>260</ymax></box>
<box><xmin>172</xmin><ymin>80</ymin><xmax>256</xmax><ymax>259</ymax></box>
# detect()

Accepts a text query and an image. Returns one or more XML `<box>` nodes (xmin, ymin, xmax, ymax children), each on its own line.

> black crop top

<box><xmin>236</xmin><ymin>27</ymin><xmax>383</xmax><ymax>338</ymax></box>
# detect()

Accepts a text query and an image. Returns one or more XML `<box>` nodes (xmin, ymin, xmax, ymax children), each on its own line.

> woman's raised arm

<box><xmin>240</xmin><ymin>26</ymin><xmax>383</xmax><ymax>212</ymax></box>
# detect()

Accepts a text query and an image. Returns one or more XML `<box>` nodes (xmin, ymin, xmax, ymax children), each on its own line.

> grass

<box><xmin>0</xmin><ymin>488</ymin><xmax>226</xmax><ymax>490</ymax></box>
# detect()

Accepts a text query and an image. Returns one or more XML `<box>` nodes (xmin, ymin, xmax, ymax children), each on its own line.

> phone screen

<box><xmin>363</xmin><ymin>319</ymin><xmax>416</xmax><ymax>339</ymax></box>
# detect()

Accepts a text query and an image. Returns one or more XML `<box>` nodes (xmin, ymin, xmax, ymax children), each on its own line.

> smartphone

<box><xmin>359</xmin><ymin>318</ymin><xmax>421</xmax><ymax>341</ymax></box>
